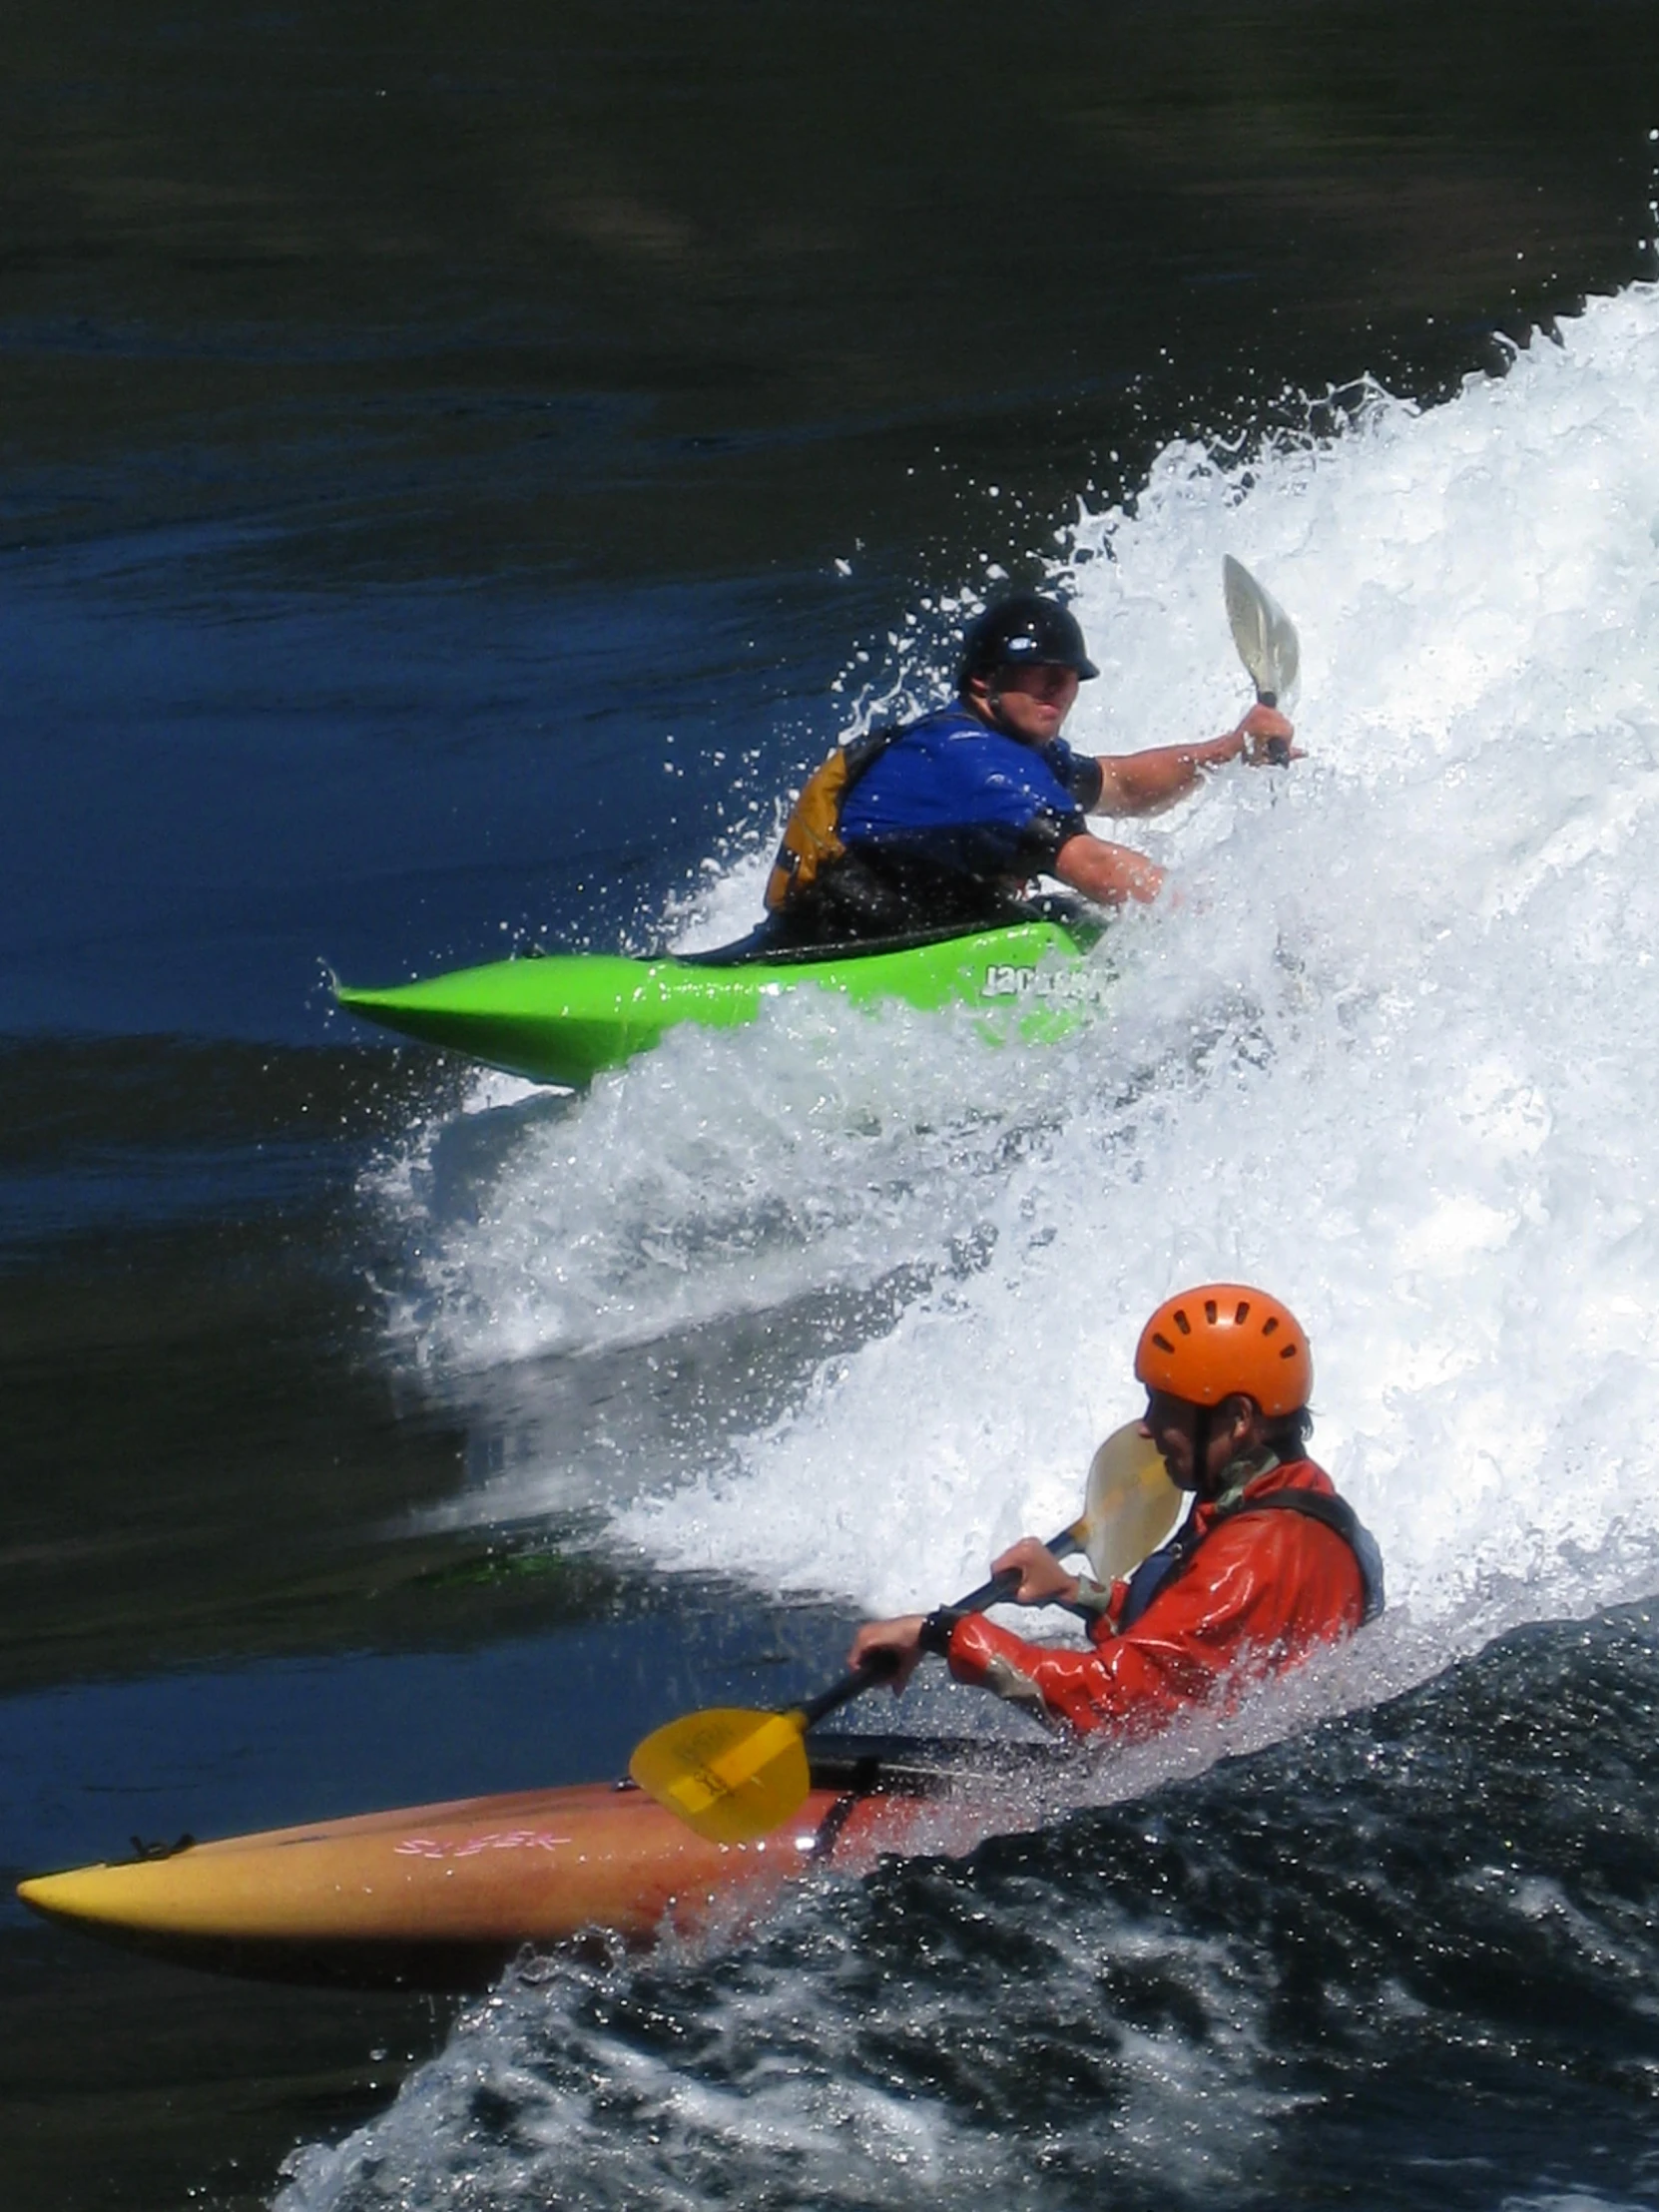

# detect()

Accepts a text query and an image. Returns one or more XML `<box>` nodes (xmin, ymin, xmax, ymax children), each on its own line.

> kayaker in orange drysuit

<box><xmin>764</xmin><ymin>595</ymin><xmax>1298</xmax><ymax>945</ymax></box>
<box><xmin>848</xmin><ymin>1284</ymin><xmax>1383</xmax><ymax>1738</ymax></box>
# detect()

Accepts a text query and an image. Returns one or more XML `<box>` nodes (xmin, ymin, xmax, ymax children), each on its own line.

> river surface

<box><xmin>7</xmin><ymin>4</ymin><xmax>1659</xmax><ymax>2207</ymax></box>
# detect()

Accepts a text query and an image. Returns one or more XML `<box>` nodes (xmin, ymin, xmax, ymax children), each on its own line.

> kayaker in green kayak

<box><xmin>764</xmin><ymin>594</ymin><xmax>1298</xmax><ymax>944</ymax></box>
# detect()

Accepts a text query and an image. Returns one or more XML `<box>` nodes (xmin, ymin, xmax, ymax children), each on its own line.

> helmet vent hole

<box><xmin>1173</xmin><ymin>1311</ymin><xmax>1192</xmax><ymax>1337</ymax></box>
<box><xmin>1280</xmin><ymin>1343</ymin><xmax>1298</xmax><ymax>1361</ymax></box>
<box><xmin>1150</xmin><ymin>1331</ymin><xmax>1176</xmax><ymax>1355</ymax></box>
<box><xmin>1203</xmin><ymin>1300</ymin><xmax>1217</xmax><ymax>1325</ymax></box>
<box><xmin>1234</xmin><ymin>1301</ymin><xmax>1251</xmax><ymax>1325</ymax></box>
<box><xmin>1261</xmin><ymin>1315</ymin><xmax>1280</xmax><ymax>1339</ymax></box>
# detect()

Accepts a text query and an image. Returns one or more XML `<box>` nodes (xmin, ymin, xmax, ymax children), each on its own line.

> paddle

<box><xmin>1223</xmin><ymin>555</ymin><xmax>1300</xmax><ymax>764</ymax></box>
<box><xmin>628</xmin><ymin>1421</ymin><xmax>1181</xmax><ymax>1846</ymax></box>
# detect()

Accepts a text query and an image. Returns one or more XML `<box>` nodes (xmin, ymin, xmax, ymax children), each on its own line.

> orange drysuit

<box><xmin>942</xmin><ymin>1457</ymin><xmax>1377</xmax><ymax>1739</ymax></box>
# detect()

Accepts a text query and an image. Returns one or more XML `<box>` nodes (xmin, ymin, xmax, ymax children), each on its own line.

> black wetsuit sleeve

<box><xmin>1015</xmin><ymin>807</ymin><xmax>1089</xmax><ymax>873</ymax></box>
<box><xmin>1065</xmin><ymin>756</ymin><xmax>1106</xmax><ymax>811</ymax></box>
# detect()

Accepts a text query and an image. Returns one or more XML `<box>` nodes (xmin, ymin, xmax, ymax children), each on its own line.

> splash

<box><xmin>371</xmin><ymin>283</ymin><xmax>1659</xmax><ymax>1666</ymax></box>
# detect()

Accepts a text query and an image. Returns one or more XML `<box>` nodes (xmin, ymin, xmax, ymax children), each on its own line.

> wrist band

<box><xmin>917</xmin><ymin>1607</ymin><xmax>964</xmax><ymax>1657</ymax></box>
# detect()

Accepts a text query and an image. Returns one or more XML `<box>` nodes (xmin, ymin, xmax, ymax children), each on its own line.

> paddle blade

<box><xmin>1223</xmin><ymin>555</ymin><xmax>1300</xmax><ymax>708</ymax></box>
<box><xmin>628</xmin><ymin>1705</ymin><xmax>813</xmax><ymax>1845</ymax></box>
<box><xmin>1081</xmin><ymin>1419</ymin><xmax>1184</xmax><ymax>1582</ymax></box>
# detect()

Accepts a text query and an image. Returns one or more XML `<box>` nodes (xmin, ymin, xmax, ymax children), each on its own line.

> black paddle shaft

<box><xmin>800</xmin><ymin>1520</ymin><xmax>1078</xmax><ymax>1732</ymax></box>
<box><xmin>1256</xmin><ymin>688</ymin><xmax>1291</xmax><ymax>767</ymax></box>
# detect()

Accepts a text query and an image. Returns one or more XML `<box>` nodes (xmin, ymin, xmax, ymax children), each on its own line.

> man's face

<box><xmin>1141</xmin><ymin>1389</ymin><xmax>1206</xmax><ymax>1492</ymax></box>
<box><xmin>979</xmin><ymin>662</ymin><xmax>1079</xmax><ymax>746</ymax></box>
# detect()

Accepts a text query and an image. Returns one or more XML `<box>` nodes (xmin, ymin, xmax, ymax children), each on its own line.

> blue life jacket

<box><xmin>838</xmin><ymin>704</ymin><xmax>1100</xmax><ymax>869</ymax></box>
<box><xmin>766</xmin><ymin>703</ymin><xmax>1102</xmax><ymax>940</ymax></box>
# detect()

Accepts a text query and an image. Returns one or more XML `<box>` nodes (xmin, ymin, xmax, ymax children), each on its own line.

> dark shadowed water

<box><xmin>6</xmin><ymin>3</ymin><xmax>1659</xmax><ymax>2206</ymax></box>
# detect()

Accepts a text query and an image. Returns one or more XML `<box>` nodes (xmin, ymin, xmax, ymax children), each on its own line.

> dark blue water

<box><xmin>6</xmin><ymin>3</ymin><xmax>1659</xmax><ymax>2206</ymax></box>
<box><xmin>0</xmin><ymin>547</ymin><xmax>859</xmax><ymax>1035</ymax></box>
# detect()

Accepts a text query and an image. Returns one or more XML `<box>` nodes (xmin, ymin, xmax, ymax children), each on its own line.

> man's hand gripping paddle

<box><xmin>628</xmin><ymin>1421</ymin><xmax>1181</xmax><ymax>1846</ymax></box>
<box><xmin>1223</xmin><ymin>555</ymin><xmax>1300</xmax><ymax>764</ymax></box>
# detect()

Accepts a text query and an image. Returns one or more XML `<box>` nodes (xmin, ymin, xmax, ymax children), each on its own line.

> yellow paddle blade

<box><xmin>628</xmin><ymin>1705</ymin><xmax>813</xmax><ymax>1845</ymax></box>
<box><xmin>1081</xmin><ymin>1418</ymin><xmax>1183</xmax><ymax>1582</ymax></box>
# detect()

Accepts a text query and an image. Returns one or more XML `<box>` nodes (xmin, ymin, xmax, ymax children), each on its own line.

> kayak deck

<box><xmin>332</xmin><ymin>911</ymin><xmax>1108</xmax><ymax>1087</ymax></box>
<box><xmin>16</xmin><ymin>1736</ymin><xmax>1065</xmax><ymax>1990</ymax></box>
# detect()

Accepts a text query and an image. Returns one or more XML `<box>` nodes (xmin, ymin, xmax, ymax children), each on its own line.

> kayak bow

<box><xmin>17</xmin><ymin>1735</ymin><xmax>1063</xmax><ymax>1990</ymax></box>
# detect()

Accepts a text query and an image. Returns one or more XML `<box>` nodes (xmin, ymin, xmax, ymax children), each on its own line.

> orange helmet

<box><xmin>1134</xmin><ymin>1283</ymin><xmax>1312</xmax><ymax>1417</ymax></box>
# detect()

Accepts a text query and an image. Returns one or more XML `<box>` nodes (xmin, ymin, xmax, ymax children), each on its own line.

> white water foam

<box><xmin>371</xmin><ymin>279</ymin><xmax>1659</xmax><ymax>1669</ymax></box>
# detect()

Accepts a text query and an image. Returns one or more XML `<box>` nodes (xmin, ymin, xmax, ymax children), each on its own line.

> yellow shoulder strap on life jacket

<box><xmin>765</xmin><ymin>725</ymin><xmax>898</xmax><ymax>914</ymax></box>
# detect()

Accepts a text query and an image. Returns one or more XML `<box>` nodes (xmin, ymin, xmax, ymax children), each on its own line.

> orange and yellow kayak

<box><xmin>17</xmin><ymin>1736</ymin><xmax>1055</xmax><ymax>1989</ymax></box>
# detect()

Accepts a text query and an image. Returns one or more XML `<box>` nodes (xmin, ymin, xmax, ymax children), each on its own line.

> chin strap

<box><xmin>1190</xmin><ymin>1404</ymin><xmax>1213</xmax><ymax>1497</ymax></box>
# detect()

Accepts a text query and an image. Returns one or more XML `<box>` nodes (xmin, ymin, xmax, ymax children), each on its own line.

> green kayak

<box><xmin>333</xmin><ymin>909</ymin><xmax>1109</xmax><ymax>1087</ymax></box>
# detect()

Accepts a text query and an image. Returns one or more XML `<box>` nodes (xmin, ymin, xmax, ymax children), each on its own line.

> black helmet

<box><xmin>956</xmin><ymin>593</ymin><xmax>1099</xmax><ymax>689</ymax></box>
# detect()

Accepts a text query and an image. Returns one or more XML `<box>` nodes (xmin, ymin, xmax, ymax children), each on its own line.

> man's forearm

<box><xmin>1053</xmin><ymin>832</ymin><xmax>1166</xmax><ymax>906</ymax></box>
<box><xmin>1094</xmin><ymin>731</ymin><xmax>1245</xmax><ymax>815</ymax></box>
